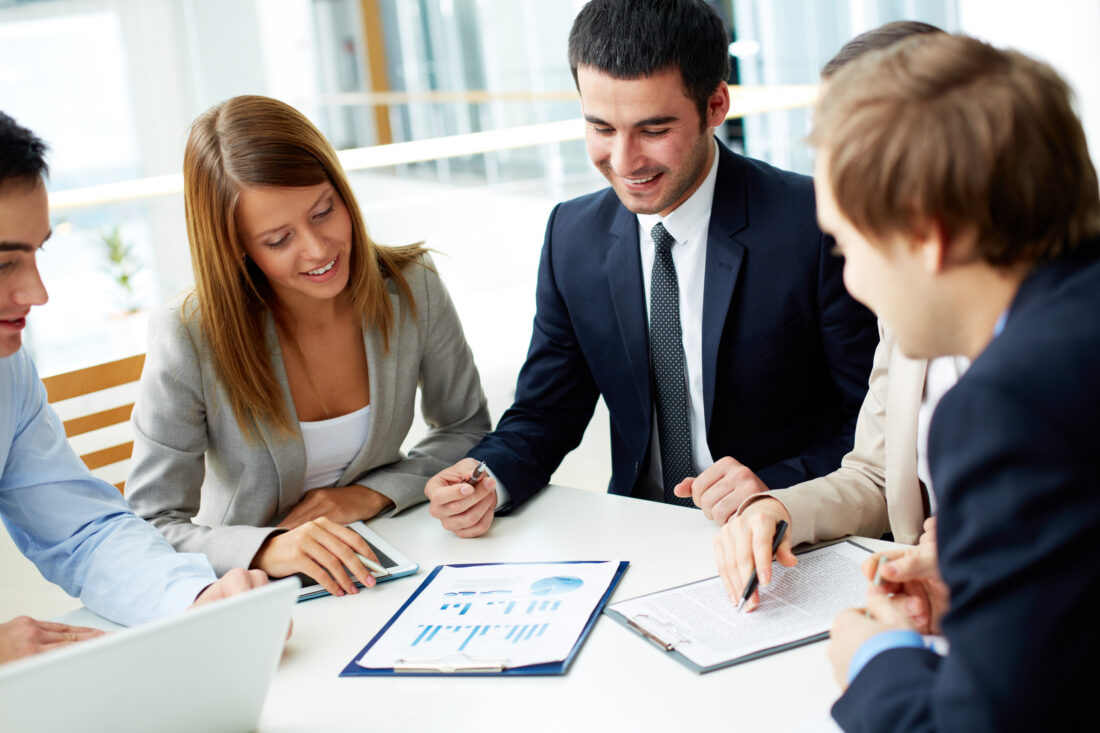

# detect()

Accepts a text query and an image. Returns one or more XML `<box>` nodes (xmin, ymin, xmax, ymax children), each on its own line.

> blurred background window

<box><xmin>2</xmin><ymin>0</ymin><xmax>1098</xmax><ymax>489</ymax></box>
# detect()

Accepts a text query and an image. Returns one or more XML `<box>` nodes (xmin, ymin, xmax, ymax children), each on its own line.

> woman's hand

<box><xmin>279</xmin><ymin>485</ymin><xmax>393</xmax><ymax>530</ymax></box>
<box><xmin>713</xmin><ymin>497</ymin><xmax>797</xmax><ymax>610</ymax></box>
<box><xmin>252</xmin><ymin>517</ymin><xmax>381</xmax><ymax>597</ymax></box>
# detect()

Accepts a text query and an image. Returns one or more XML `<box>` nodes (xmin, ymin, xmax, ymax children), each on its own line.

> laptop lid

<box><xmin>0</xmin><ymin>578</ymin><xmax>299</xmax><ymax>733</ymax></box>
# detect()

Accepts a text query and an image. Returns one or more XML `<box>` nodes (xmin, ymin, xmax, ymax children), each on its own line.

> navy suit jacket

<box><xmin>833</xmin><ymin>244</ymin><xmax>1100</xmax><ymax>731</ymax></box>
<box><xmin>471</xmin><ymin>141</ymin><xmax>877</xmax><ymax>508</ymax></box>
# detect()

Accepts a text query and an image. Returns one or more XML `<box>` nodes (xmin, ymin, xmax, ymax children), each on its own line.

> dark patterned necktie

<box><xmin>648</xmin><ymin>223</ymin><xmax>694</xmax><ymax>506</ymax></box>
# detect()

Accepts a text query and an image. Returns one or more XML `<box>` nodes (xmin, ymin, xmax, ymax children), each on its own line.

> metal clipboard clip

<box><xmin>626</xmin><ymin>613</ymin><xmax>692</xmax><ymax>652</ymax></box>
<box><xmin>392</xmin><ymin>652</ymin><xmax>510</xmax><ymax>674</ymax></box>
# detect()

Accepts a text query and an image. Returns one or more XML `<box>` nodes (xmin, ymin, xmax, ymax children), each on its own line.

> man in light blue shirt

<box><xmin>0</xmin><ymin>110</ymin><xmax>268</xmax><ymax>664</ymax></box>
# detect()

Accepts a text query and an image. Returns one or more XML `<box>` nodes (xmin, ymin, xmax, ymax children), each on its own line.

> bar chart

<box><xmin>410</xmin><ymin>623</ymin><xmax>552</xmax><ymax>651</ymax></box>
<box><xmin>438</xmin><ymin>599</ymin><xmax>563</xmax><ymax>616</ymax></box>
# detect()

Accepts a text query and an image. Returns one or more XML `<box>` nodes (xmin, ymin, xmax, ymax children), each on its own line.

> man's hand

<box><xmin>0</xmin><ymin>616</ymin><xmax>105</xmax><ymax>664</ymax></box>
<box><xmin>252</xmin><ymin>518</ymin><xmax>381</xmax><ymax>597</ymax></box>
<box><xmin>713</xmin><ymin>497</ymin><xmax>796</xmax><ymax>610</ymax></box>
<box><xmin>672</xmin><ymin>456</ymin><xmax>769</xmax><ymax>525</ymax></box>
<box><xmin>279</xmin><ymin>485</ymin><xmax>394</xmax><ymax>530</ymax></box>
<box><xmin>424</xmin><ymin>458</ymin><xmax>496</xmax><ymax>538</ymax></box>
<box><xmin>861</xmin><ymin>525</ymin><xmax>948</xmax><ymax>634</ymax></box>
<box><xmin>828</xmin><ymin>574</ymin><xmax>922</xmax><ymax>687</ymax></box>
<box><xmin>191</xmin><ymin>567</ymin><xmax>271</xmax><ymax>608</ymax></box>
<box><xmin>192</xmin><ymin>568</ymin><xmax>293</xmax><ymax>639</ymax></box>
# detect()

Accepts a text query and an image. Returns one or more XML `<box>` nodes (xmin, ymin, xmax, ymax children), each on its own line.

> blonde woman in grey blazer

<box><xmin>126</xmin><ymin>96</ymin><xmax>489</xmax><ymax>596</ymax></box>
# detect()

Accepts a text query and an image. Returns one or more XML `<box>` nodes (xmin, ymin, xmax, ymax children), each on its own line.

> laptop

<box><xmin>0</xmin><ymin>577</ymin><xmax>299</xmax><ymax>733</ymax></box>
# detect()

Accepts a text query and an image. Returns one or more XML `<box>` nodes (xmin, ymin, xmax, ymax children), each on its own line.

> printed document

<box><xmin>608</xmin><ymin>542</ymin><xmax>870</xmax><ymax>670</ymax></box>
<box><xmin>356</xmin><ymin>561</ymin><xmax>621</xmax><ymax>670</ymax></box>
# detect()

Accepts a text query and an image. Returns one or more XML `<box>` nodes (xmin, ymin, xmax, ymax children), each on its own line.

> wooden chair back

<box><xmin>41</xmin><ymin>354</ymin><xmax>146</xmax><ymax>494</ymax></box>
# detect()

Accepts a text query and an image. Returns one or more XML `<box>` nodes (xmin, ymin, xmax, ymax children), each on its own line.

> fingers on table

<box><xmin>26</xmin><ymin>619</ymin><xmax>104</xmax><ymax>649</ymax></box>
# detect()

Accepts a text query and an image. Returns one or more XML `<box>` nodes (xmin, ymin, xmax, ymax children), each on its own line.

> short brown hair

<box><xmin>184</xmin><ymin>95</ymin><xmax>425</xmax><ymax>438</ymax></box>
<box><xmin>811</xmin><ymin>34</ymin><xmax>1100</xmax><ymax>266</ymax></box>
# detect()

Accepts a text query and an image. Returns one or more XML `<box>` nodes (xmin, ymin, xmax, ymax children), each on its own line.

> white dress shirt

<box><xmin>492</xmin><ymin>140</ymin><xmax>721</xmax><ymax>507</ymax></box>
<box><xmin>916</xmin><ymin>355</ymin><xmax>970</xmax><ymax>513</ymax></box>
<box><xmin>636</xmin><ymin>140</ymin><xmax>720</xmax><ymax>494</ymax></box>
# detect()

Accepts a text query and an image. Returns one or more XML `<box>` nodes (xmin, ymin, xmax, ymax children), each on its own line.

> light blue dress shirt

<box><xmin>1</xmin><ymin>349</ymin><xmax>216</xmax><ymax>626</ymax></box>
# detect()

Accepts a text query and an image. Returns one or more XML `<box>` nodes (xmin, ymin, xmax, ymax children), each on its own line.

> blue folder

<box><xmin>340</xmin><ymin>560</ymin><xmax>629</xmax><ymax>676</ymax></box>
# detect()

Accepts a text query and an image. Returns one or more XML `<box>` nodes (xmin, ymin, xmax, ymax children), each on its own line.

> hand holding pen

<box><xmin>424</xmin><ymin>458</ymin><xmax>497</xmax><ymax>538</ymax></box>
<box><xmin>736</xmin><ymin>519</ymin><xmax>789</xmax><ymax>612</ymax></box>
<box><xmin>467</xmin><ymin>460</ymin><xmax>487</xmax><ymax>487</ymax></box>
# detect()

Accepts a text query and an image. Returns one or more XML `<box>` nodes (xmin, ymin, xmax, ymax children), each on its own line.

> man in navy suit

<box><xmin>814</xmin><ymin>34</ymin><xmax>1100</xmax><ymax>729</ymax></box>
<box><xmin>425</xmin><ymin>0</ymin><xmax>876</xmax><ymax>537</ymax></box>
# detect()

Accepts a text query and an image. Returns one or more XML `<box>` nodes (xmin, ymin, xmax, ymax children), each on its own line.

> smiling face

<box><xmin>236</xmin><ymin>181</ymin><xmax>353</xmax><ymax>313</ymax></box>
<box><xmin>578</xmin><ymin>65</ymin><xmax>729</xmax><ymax>216</ymax></box>
<box><xmin>0</xmin><ymin>179</ymin><xmax>50</xmax><ymax>358</ymax></box>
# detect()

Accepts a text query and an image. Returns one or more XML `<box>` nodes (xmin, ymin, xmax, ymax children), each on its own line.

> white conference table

<box><xmin>69</xmin><ymin>485</ymin><xmax>892</xmax><ymax>732</ymax></box>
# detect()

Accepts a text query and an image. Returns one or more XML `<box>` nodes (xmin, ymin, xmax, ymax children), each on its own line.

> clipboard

<box><xmin>340</xmin><ymin>560</ymin><xmax>629</xmax><ymax>677</ymax></box>
<box><xmin>603</xmin><ymin>605</ymin><xmax>830</xmax><ymax>674</ymax></box>
<box><xmin>603</xmin><ymin>541</ymin><xmax>872</xmax><ymax>674</ymax></box>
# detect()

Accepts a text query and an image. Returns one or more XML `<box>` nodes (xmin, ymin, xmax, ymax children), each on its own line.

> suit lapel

<box><xmin>885</xmin><ymin>350</ymin><xmax>928</xmax><ymax>542</ymax></box>
<box><xmin>606</xmin><ymin>204</ymin><xmax>652</xmax><ymax>421</ymax></box>
<box><xmin>258</xmin><ymin>314</ymin><xmax>307</xmax><ymax>517</ymax></box>
<box><xmin>702</xmin><ymin>145</ymin><xmax>748</xmax><ymax>432</ymax></box>
<box><xmin>340</xmin><ymin>288</ymin><xmax>401</xmax><ymax>483</ymax></box>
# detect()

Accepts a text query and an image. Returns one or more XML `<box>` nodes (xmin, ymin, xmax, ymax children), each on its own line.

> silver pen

<box><xmin>468</xmin><ymin>460</ymin><xmax>487</xmax><ymax>486</ymax></box>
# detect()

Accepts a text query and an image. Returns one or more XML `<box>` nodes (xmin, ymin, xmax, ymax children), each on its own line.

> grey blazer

<box><xmin>126</xmin><ymin>256</ymin><xmax>490</xmax><ymax>575</ymax></box>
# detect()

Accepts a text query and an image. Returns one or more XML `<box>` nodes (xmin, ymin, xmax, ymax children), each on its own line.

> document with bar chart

<box><xmin>343</xmin><ymin>560</ymin><xmax>629</xmax><ymax>676</ymax></box>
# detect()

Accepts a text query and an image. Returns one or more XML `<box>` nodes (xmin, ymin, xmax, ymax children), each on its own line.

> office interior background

<box><xmin>2</xmin><ymin>0</ymin><xmax>1099</xmax><ymax>621</ymax></box>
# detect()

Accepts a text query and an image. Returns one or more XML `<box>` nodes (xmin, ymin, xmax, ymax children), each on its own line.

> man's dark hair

<box><xmin>0</xmin><ymin>111</ymin><xmax>49</xmax><ymax>190</ymax></box>
<box><xmin>568</xmin><ymin>0</ymin><xmax>731</xmax><ymax>123</ymax></box>
<box><xmin>821</xmin><ymin>21</ymin><xmax>944</xmax><ymax>78</ymax></box>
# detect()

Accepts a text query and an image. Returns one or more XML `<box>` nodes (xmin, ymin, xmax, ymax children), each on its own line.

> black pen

<box><xmin>736</xmin><ymin>519</ymin><xmax>789</xmax><ymax>612</ymax></box>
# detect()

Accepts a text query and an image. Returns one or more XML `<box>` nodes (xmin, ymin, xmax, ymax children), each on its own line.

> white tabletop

<box><xmin>64</xmin><ymin>485</ymin><xmax>894</xmax><ymax>732</ymax></box>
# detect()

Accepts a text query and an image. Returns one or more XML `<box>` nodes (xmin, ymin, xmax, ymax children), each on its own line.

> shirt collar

<box><xmin>637</xmin><ymin>139</ymin><xmax>720</xmax><ymax>245</ymax></box>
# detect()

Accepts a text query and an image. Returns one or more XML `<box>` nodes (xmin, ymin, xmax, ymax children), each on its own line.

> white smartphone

<box><xmin>296</xmin><ymin>521</ymin><xmax>419</xmax><ymax>602</ymax></box>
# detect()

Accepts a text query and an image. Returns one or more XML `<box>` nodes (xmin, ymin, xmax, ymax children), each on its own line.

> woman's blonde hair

<box><xmin>183</xmin><ymin>94</ymin><xmax>425</xmax><ymax>438</ymax></box>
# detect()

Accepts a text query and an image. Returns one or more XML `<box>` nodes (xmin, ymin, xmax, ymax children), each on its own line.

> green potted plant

<box><xmin>100</xmin><ymin>226</ymin><xmax>141</xmax><ymax>314</ymax></box>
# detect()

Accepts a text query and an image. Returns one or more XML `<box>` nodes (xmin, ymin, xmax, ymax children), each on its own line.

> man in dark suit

<box><xmin>814</xmin><ymin>34</ymin><xmax>1100</xmax><ymax>729</ymax></box>
<box><xmin>425</xmin><ymin>0</ymin><xmax>876</xmax><ymax>536</ymax></box>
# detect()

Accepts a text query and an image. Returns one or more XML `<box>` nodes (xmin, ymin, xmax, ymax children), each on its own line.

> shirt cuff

<box><xmin>484</xmin><ymin>465</ymin><xmax>512</xmax><ymax>510</ymax></box>
<box><xmin>848</xmin><ymin>629</ymin><xmax>925</xmax><ymax>683</ymax></box>
<box><xmin>735</xmin><ymin>491</ymin><xmax>782</xmax><ymax>516</ymax></box>
<box><xmin>156</xmin><ymin>569</ymin><xmax>219</xmax><ymax>620</ymax></box>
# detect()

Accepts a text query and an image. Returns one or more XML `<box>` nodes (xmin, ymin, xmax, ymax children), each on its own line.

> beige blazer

<box><xmin>740</xmin><ymin>322</ymin><xmax>929</xmax><ymax>546</ymax></box>
<box><xmin>126</xmin><ymin>257</ymin><xmax>490</xmax><ymax>574</ymax></box>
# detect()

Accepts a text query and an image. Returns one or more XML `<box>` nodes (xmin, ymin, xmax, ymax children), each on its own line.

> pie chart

<box><xmin>530</xmin><ymin>576</ymin><xmax>584</xmax><ymax>596</ymax></box>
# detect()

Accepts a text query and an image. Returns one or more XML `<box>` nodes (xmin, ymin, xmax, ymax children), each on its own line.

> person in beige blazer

<box><xmin>710</xmin><ymin>22</ymin><xmax>961</xmax><ymax>608</ymax></box>
<box><xmin>753</xmin><ymin>323</ymin><xmax>929</xmax><ymax>547</ymax></box>
<box><xmin>713</xmin><ymin>324</ymin><xmax>939</xmax><ymax>607</ymax></box>
<box><xmin>126</xmin><ymin>96</ymin><xmax>489</xmax><ymax>597</ymax></box>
